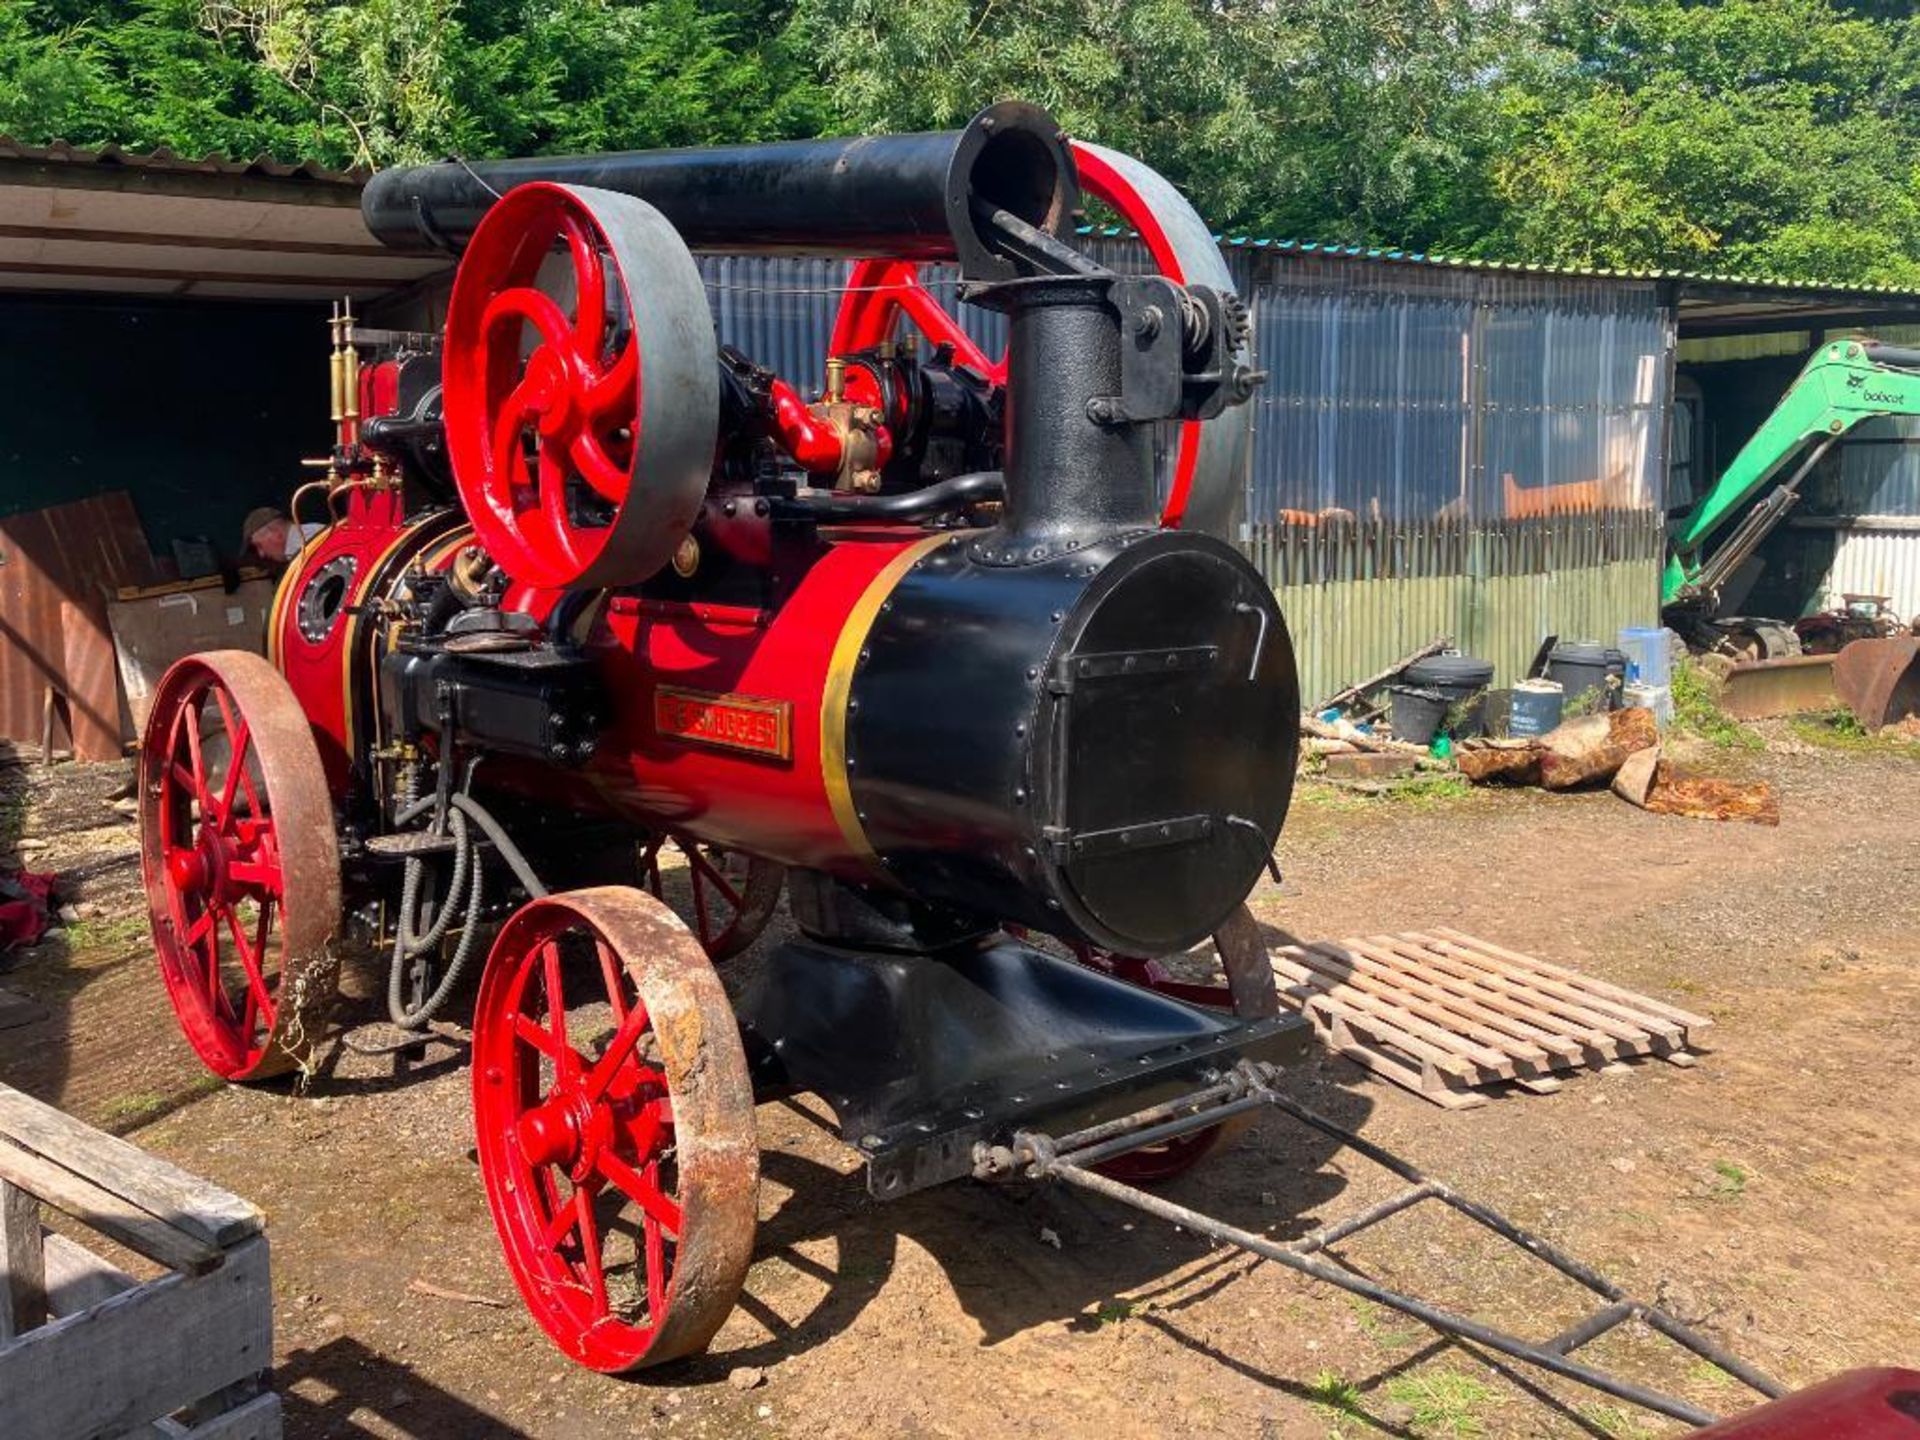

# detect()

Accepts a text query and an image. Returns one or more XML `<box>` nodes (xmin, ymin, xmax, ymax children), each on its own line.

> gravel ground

<box><xmin>2</xmin><ymin>729</ymin><xmax>1917</xmax><ymax>1439</ymax></box>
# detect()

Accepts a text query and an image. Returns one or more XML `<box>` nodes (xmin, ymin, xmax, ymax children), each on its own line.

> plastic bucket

<box><xmin>1388</xmin><ymin>686</ymin><xmax>1451</xmax><ymax>746</ymax></box>
<box><xmin>1624</xmin><ymin>681</ymin><xmax>1673</xmax><ymax>728</ymax></box>
<box><xmin>1509</xmin><ymin>678</ymin><xmax>1565</xmax><ymax>737</ymax></box>
<box><xmin>1401</xmin><ymin>654</ymin><xmax>1495</xmax><ymax>739</ymax></box>
<box><xmin>1545</xmin><ymin>642</ymin><xmax>1627</xmax><ymax>713</ymax></box>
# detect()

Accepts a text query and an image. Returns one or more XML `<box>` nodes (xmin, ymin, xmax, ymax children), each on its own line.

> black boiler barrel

<box><xmin>361</xmin><ymin>101</ymin><xmax>1079</xmax><ymax>281</ymax></box>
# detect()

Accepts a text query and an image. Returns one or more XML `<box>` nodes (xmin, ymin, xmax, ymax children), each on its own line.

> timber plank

<box><xmin>1280</xmin><ymin>944</ymin><xmax>1516</xmax><ymax>1074</ymax></box>
<box><xmin>1271</xmin><ymin>951</ymin><xmax>1489</xmax><ymax>1080</ymax></box>
<box><xmin>1405</xmin><ymin>934</ymin><xmax>1667</xmax><ymax>1048</ymax></box>
<box><xmin>0</xmin><ymin>1234</ymin><xmax>271</xmax><ymax>1440</ymax></box>
<box><xmin>1368</xmin><ymin>937</ymin><xmax>1620</xmax><ymax>1059</ymax></box>
<box><xmin>1328</xmin><ymin>939</ymin><xmax>1559</xmax><ymax>1064</ymax></box>
<box><xmin>1428</xmin><ymin>927</ymin><xmax>1713</xmax><ymax>1035</ymax></box>
<box><xmin>0</xmin><ymin>1084</ymin><xmax>261</xmax><ymax>1249</ymax></box>
<box><xmin>0</xmin><ymin>1139</ymin><xmax>217</xmax><ymax>1274</ymax></box>
<box><xmin>41</xmin><ymin>1230</ymin><xmax>136</xmax><ymax>1317</ymax></box>
<box><xmin>1</xmin><ymin>1176</ymin><xmax>46</xmax><ymax>1339</ymax></box>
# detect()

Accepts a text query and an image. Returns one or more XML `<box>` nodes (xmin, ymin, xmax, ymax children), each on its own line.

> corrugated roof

<box><xmin>0</xmin><ymin>135</ymin><xmax>363</xmax><ymax>187</ymax></box>
<box><xmin>1082</xmin><ymin>225</ymin><xmax>1920</xmax><ymax>305</ymax></box>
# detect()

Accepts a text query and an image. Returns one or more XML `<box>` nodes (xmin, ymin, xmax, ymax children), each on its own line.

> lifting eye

<box><xmin>296</xmin><ymin>556</ymin><xmax>358</xmax><ymax>643</ymax></box>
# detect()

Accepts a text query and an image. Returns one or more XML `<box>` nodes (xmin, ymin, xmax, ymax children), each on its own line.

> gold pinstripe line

<box><xmin>819</xmin><ymin>533</ymin><xmax>950</xmax><ymax>869</ymax></box>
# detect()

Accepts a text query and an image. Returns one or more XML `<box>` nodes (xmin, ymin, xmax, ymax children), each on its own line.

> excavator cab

<box><xmin>1663</xmin><ymin>338</ymin><xmax>1920</xmax><ymax>726</ymax></box>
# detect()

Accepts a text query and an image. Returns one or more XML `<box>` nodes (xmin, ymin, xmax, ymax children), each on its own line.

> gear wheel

<box><xmin>1220</xmin><ymin>291</ymin><xmax>1252</xmax><ymax>354</ymax></box>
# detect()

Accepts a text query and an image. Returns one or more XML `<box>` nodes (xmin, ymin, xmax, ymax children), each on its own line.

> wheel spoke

<box><xmin>561</xmin><ymin>213</ymin><xmax>607</xmax><ymax>361</ymax></box>
<box><xmin>584</xmin><ymin>341</ymin><xmax>636</xmax><ymax>418</ymax></box>
<box><xmin>512</xmin><ymin>1010</ymin><xmax>583</xmax><ymax>1074</ymax></box>
<box><xmin>598</xmin><ymin>1150</ymin><xmax>681</xmax><ymax>1239</ymax></box>
<box><xmin>224</xmin><ymin>907</ymin><xmax>275</xmax><ymax>1030</ymax></box>
<box><xmin>543</xmin><ymin>1191</ymin><xmax>582</xmax><ymax>1252</ymax></box>
<box><xmin>541</xmin><ymin>940</ymin><xmax>569</xmax><ymax>1057</ymax></box>
<box><xmin>643</xmin><ymin>1208</ymin><xmax>667</xmax><ymax>1322</ymax></box>
<box><xmin>582</xmin><ymin>1003</ymin><xmax>650</xmax><ymax>1104</ymax></box>
<box><xmin>210</xmin><ymin>692</ymin><xmax>252</xmax><ymax>829</ymax></box>
<box><xmin>488</xmin><ymin>373</ymin><xmax>541</xmax><ymax>530</ymax></box>
<box><xmin>568</xmin><ymin>429</ymin><xmax>628</xmax><ymax>504</ymax></box>
<box><xmin>535</xmin><ymin>447</ymin><xmax>583</xmax><ymax>569</ymax></box>
<box><xmin>686</xmin><ymin>846</ymin><xmax>743</xmax><ymax>911</ymax></box>
<box><xmin>181</xmin><ymin>700</ymin><xmax>213</xmax><ymax>812</ymax></box>
<box><xmin>484</xmin><ymin>285</ymin><xmax>576</xmax><ymax>355</ymax></box>
<box><xmin>595</xmin><ymin>940</ymin><xmax>630</xmax><ymax>1024</ymax></box>
<box><xmin>574</xmin><ymin>1186</ymin><xmax>609</xmax><ymax>1316</ymax></box>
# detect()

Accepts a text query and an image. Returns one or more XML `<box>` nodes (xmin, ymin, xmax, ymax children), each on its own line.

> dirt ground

<box><xmin>2</xmin><ymin>727</ymin><xmax>1917</xmax><ymax>1440</ymax></box>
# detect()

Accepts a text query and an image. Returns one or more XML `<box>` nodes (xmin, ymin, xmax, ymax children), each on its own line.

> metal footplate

<box><xmin>981</xmin><ymin>1060</ymin><xmax>1788</xmax><ymax>1428</ymax></box>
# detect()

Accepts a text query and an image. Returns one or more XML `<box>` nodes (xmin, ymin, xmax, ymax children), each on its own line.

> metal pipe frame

<box><xmin>1012</xmin><ymin>1060</ymin><xmax>1787</xmax><ymax>1428</ymax></box>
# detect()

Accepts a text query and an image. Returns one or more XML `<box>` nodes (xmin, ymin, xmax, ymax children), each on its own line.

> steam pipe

<box><xmin>362</xmin><ymin>102</ymin><xmax>1081</xmax><ymax>282</ymax></box>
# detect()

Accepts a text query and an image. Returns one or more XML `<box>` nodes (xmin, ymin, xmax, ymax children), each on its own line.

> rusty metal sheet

<box><xmin>1719</xmin><ymin>654</ymin><xmax>1840</xmax><ymax>719</ymax></box>
<box><xmin>1832</xmin><ymin>636</ymin><xmax>1920</xmax><ymax>729</ymax></box>
<box><xmin>0</xmin><ymin>492</ymin><xmax>158</xmax><ymax>747</ymax></box>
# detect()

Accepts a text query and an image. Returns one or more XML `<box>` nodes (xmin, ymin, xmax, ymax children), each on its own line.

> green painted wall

<box><xmin>0</xmin><ymin>295</ymin><xmax>331</xmax><ymax>567</ymax></box>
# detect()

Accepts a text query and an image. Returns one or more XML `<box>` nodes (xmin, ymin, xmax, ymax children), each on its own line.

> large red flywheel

<box><xmin>472</xmin><ymin>887</ymin><xmax>758</xmax><ymax>1371</ymax></box>
<box><xmin>139</xmin><ymin>650</ymin><xmax>341</xmax><ymax>1080</ymax></box>
<box><xmin>443</xmin><ymin>182</ymin><xmax>719</xmax><ymax>590</ymax></box>
<box><xmin>830</xmin><ymin>139</ymin><xmax>1252</xmax><ymax>535</ymax></box>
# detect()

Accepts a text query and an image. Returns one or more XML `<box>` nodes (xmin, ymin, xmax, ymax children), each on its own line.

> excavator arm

<box><xmin>1663</xmin><ymin>339</ymin><xmax>1920</xmax><ymax>609</ymax></box>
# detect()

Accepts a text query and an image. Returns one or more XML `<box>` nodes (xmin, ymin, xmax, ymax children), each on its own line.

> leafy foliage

<box><xmin>1</xmin><ymin>0</ymin><xmax>1918</xmax><ymax>284</ymax></box>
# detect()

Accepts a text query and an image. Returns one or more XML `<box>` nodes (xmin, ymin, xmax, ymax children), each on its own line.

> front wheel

<box><xmin>139</xmin><ymin>650</ymin><xmax>340</xmax><ymax>1080</ymax></box>
<box><xmin>471</xmin><ymin>886</ymin><xmax>759</xmax><ymax>1371</ymax></box>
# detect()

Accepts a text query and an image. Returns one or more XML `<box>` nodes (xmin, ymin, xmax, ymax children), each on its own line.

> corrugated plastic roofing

<box><xmin>0</xmin><ymin>135</ymin><xmax>364</xmax><ymax>187</ymax></box>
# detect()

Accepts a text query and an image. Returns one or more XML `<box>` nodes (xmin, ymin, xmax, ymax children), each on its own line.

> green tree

<box><xmin>0</xmin><ymin>0</ymin><xmax>827</xmax><ymax>167</ymax></box>
<box><xmin>1486</xmin><ymin>0</ymin><xmax>1920</xmax><ymax>282</ymax></box>
<box><xmin>788</xmin><ymin>0</ymin><xmax>1532</xmax><ymax>247</ymax></box>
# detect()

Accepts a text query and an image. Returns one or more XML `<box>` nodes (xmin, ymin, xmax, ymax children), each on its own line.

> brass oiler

<box><xmin>672</xmin><ymin>533</ymin><xmax>701</xmax><ymax>578</ymax></box>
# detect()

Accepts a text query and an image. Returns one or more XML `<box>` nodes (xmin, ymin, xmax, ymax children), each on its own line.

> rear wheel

<box><xmin>638</xmin><ymin>833</ymin><xmax>784</xmax><ymax>962</ymax></box>
<box><xmin>471</xmin><ymin>886</ymin><xmax>758</xmax><ymax>1371</ymax></box>
<box><xmin>139</xmin><ymin>651</ymin><xmax>340</xmax><ymax>1080</ymax></box>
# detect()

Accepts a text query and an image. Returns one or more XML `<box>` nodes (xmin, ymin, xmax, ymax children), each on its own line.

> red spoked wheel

<box><xmin>829</xmin><ymin>139</ymin><xmax>1251</xmax><ymax>534</ymax></box>
<box><xmin>442</xmin><ymin>182</ymin><xmax>718</xmax><ymax>590</ymax></box>
<box><xmin>1027</xmin><ymin>904</ymin><xmax>1279</xmax><ymax>1185</ymax></box>
<box><xmin>638</xmin><ymin>833</ymin><xmax>784</xmax><ymax>962</ymax></box>
<box><xmin>138</xmin><ymin>651</ymin><xmax>340</xmax><ymax>1081</ymax></box>
<box><xmin>472</xmin><ymin>887</ymin><xmax>758</xmax><ymax>1372</ymax></box>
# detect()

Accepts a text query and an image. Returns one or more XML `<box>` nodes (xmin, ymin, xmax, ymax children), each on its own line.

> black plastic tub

<box><xmin>1544</xmin><ymin>642</ymin><xmax>1627</xmax><ymax>713</ymax></box>
<box><xmin>1389</xmin><ymin>654</ymin><xmax>1495</xmax><ymax>744</ymax></box>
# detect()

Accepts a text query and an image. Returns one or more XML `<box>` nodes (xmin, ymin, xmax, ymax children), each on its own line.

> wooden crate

<box><xmin>1271</xmin><ymin>927</ymin><xmax>1713</xmax><ymax>1109</ymax></box>
<box><xmin>0</xmin><ymin>1085</ymin><xmax>279</xmax><ymax>1440</ymax></box>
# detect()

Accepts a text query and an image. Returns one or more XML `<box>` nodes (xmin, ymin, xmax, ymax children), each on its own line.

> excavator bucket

<box><xmin>1832</xmin><ymin>636</ymin><xmax>1920</xmax><ymax>730</ymax></box>
<box><xmin>1719</xmin><ymin>655</ymin><xmax>1840</xmax><ymax>720</ymax></box>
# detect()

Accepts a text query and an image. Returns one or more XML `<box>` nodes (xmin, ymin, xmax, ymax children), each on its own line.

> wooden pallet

<box><xmin>1270</xmin><ymin>926</ymin><xmax>1712</xmax><ymax>1109</ymax></box>
<box><xmin>0</xmin><ymin>1083</ymin><xmax>280</xmax><ymax>1439</ymax></box>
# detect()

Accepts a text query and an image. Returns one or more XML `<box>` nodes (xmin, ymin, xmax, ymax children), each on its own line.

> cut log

<box><xmin>1611</xmin><ymin>746</ymin><xmax>1661</xmax><ymax>808</ymax></box>
<box><xmin>1643</xmin><ymin>763</ymin><xmax>1780</xmax><ymax>826</ymax></box>
<box><xmin>1539</xmin><ymin>708</ymin><xmax>1658</xmax><ymax>790</ymax></box>
<box><xmin>1457</xmin><ymin>742</ymin><xmax>1543</xmax><ymax>785</ymax></box>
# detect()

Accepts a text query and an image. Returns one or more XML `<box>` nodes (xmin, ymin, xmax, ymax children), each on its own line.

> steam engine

<box><xmin>139</xmin><ymin>103</ymin><xmax>1305</xmax><ymax>1374</ymax></box>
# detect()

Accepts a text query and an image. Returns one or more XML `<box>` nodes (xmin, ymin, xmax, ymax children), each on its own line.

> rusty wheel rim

<box><xmin>638</xmin><ymin>833</ymin><xmax>784</xmax><ymax>962</ymax></box>
<box><xmin>472</xmin><ymin>886</ymin><xmax>758</xmax><ymax>1372</ymax></box>
<box><xmin>139</xmin><ymin>650</ymin><xmax>339</xmax><ymax>1081</ymax></box>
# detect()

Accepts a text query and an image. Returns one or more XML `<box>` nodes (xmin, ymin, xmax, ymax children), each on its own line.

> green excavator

<box><xmin>1662</xmin><ymin>337</ymin><xmax>1920</xmax><ymax>726</ymax></box>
